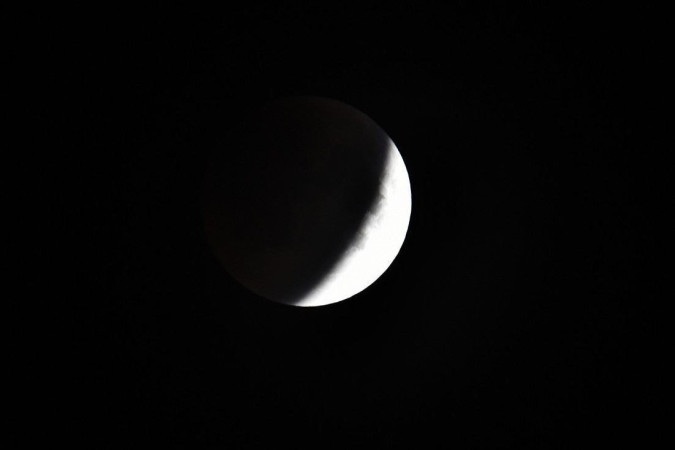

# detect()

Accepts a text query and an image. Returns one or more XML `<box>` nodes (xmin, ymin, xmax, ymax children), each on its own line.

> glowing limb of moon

<box><xmin>295</xmin><ymin>141</ymin><xmax>411</xmax><ymax>307</ymax></box>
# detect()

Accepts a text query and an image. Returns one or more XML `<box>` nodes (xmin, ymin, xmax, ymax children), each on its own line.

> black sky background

<box><xmin>25</xmin><ymin>3</ymin><xmax>659</xmax><ymax>448</ymax></box>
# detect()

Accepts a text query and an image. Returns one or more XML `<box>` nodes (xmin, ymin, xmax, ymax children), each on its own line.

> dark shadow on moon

<box><xmin>201</xmin><ymin>96</ymin><xmax>391</xmax><ymax>306</ymax></box>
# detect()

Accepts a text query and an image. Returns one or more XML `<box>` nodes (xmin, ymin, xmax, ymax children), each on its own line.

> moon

<box><xmin>201</xmin><ymin>96</ymin><xmax>411</xmax><ymax>307</ymax></box>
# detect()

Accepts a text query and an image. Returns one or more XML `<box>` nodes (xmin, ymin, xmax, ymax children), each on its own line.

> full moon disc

<box><xmin>201</xmin><ymin>96</ymin><xmax>411</xmax><ymax>307</ymax></box>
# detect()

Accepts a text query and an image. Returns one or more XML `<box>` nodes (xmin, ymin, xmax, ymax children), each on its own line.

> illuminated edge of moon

<box><xmin>294</xmin><ymin>141</ymin><xmax>412</xmax><ymax>307</ymax></box>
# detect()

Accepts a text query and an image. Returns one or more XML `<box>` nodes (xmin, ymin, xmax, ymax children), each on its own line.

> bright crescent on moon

<box><xmin>296</xmin><ymin>141</ymin><xmax>411</xmax><ymax>307</ymax></box>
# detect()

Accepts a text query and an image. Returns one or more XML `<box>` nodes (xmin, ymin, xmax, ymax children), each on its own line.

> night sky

<box><xmin>34</xmin><ymin>3</ymin><xmax>657</xmax><ymax>448</ymax></box>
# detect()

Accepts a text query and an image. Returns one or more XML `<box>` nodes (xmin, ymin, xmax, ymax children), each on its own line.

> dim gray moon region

<box><xmin>201</xmin><ymin>96</ymin><xmax>411</xmax><ymax>307</ymax></box>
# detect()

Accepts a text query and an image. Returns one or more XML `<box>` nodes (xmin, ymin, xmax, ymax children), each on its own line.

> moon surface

<box><xmin>201</xmin><ymin>96</ymin><xmax>411</xmax><ymax>307</ymax></box>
